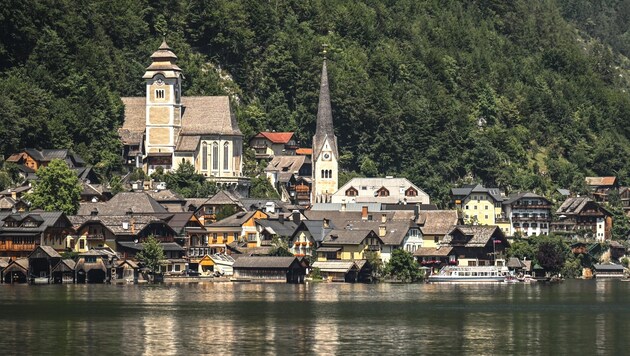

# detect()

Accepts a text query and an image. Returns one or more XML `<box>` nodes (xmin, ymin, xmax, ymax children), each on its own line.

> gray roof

<box><xmin>313</xmin><ymin>59</ymin><xmax>338</xmax><ymax>161</ymax></box>
<box><xmin>175</xmin><ymin>135</ymin><xmax>200</xmax><ymax>152</ymax></box>
<box><xmin>144</xmin><ymin>189</ymin><xmax>186</xmax><ymax>203</ymax></box>
<box><xmin>0</xmin><ymin>211</ymin><xmax>70</xmax><ymax>234</ymax></box>
<box><xmin>442</xmin><ymin>225</ymin><xmax>505</xmax><ymax>248</ymax></box>
<box><xmin>593</xmin><ymin>263</ymin><xmax>624</xmax><ymax>271</ymax></box>
<box><xmin>210</xmin><ymin>210</ymin><xmax>260</xmax><ymax>228</ymax></box>
<box><xmin>506</xmin><ymin>257</ymin><xmax>526</xmax><ymax>268</ymax></box>
<box><xmin>265</xmin><ymin>156</ymin><xmax>308</xmax><ymax>180</ymax></box>
<box><xmin>77</xmin><ymin>192</ymin><xmax>167</xmax><ymax>215</ymax></box>
<box><xmin>256</xmin><ymin>219</ymin><xmax>298</xmax><ymax>237</ymax></box>
<box><xmin>312</xmin><ymin>261</ymin><xmax>356</xmax><ymax>273</ymax></box>
<box><xmin>503</xmin><ymin>192</ymin><xmax>550</xmax><ymax>206</ymax></box>
<box><xmin>323</xmin><ymin>229</ymin><xmax>380</xmax><ymax>245</ymax></box>
<box><xmin>451</xmin><ymin>184</ymin><xmax>503</xmax><ymax>202</ymax></box>
<box><xmin>232</xmin><ymin>256</ymin><xmax>299</xmax><ymax>269</ymax></box>
<box><xmin>293</xmin><ymin>220</ymin><xmax>336</xmax><ymax>243</ymax></box>
<box><xmin>413</xmin><ymin>246</ymin><xmax>453</xmax><ymax>257</ymax></box>
<box><xmin>557</xmin><ymin>197</ymin><xmax>611</xmax><ymax>216</ymax></box>
<box><xmin>69</xmin><ymin>214</ymin><xmax>174</xmax><ymax>236</ymax></box>
<box><xmin>205</xmin><ymin>190</ymin><xmax>243</xmax><ymax>206</ymax></box>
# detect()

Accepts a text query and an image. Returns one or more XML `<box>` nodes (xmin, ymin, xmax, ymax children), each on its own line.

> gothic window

<box><xmin>376</xmin><ymin>187</ymin><xmax>390</xmax><ymax>197</ymax></box>
<box><xmin>212</xmin><ymin>142</ymin><xmax>219</xmax><ymax>170</ymax></box>
<box><xmin>202</xmin><ymin>143</ymin><xmax>208</xmax><ymax>170</ymax></box>
<box><xmin>405</xmin><ymin>187</ymin><xmax>418</xmax><ymax>197</ymax></box>
<box><xmin>346</xmin><ymin>187</ymin><xmax>358</xmax><ymax>196</ymax></box>
<box><xmin>155</xmin><ymin>89</ymin><xmax>165</xmax><ymax>99</ymax></box>
<box><xmin>223</xmin><ymin>142</ymin><xmax>229</xmax><ymax>171</ymax></box>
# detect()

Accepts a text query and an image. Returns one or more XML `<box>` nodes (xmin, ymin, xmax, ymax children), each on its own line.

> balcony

<box><xmin>86</xmin><ymin>234</ymin><xmax>105</xmax><ymax>241</ymax></box>
<box><xmin>367</xmin><ymin>245</ymin><xmax>381</xmax><ymax>251</ymax></box>
<box><xmin>512</xmin><ymin>216</ymin><xmax>551</xmax><ymax>222</ymax></box>
<box><xmin>512</xmin><ymin>204</ymin><xmax>552</xmax><ymax>210</ymax></box>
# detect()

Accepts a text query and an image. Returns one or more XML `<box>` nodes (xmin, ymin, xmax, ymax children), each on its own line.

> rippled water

<box><xmin>0</xmin><ymin>280</ymin><xmax>629</xmax><ymax>355</ymax></box>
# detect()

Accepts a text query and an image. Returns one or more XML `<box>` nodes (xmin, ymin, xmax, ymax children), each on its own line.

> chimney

<box><xmin>279</xmin><ymin>213</ymin><xmax>285</xmax><ymax>224</ymax></box>
<box><xmin>381</xmin><ymin>214</ymin><xmax>387</xmax><ymax>223</ymax></box>
<box><xmin>323</xmin><ymin>218</ymin><xmax>330</xmax><ymax>228</ymax></box>
<box><xmin>379</xmin><ymin>224</ymin><xmax>386</xmax><ymax>237</ymax></box>
<box><xmin>292</xmin><ymin>210</ymin><xmax>300</xmax><ymax>224</ymax></box>
<box><xmin>414</xmin><ymin>204</ymin><xmax>419</xmax><ymax>221</ymax></box>
<box><xmin>362</xmin><ymin>206</ymin><xmax>368</xmax><ymax>221</ymax></box>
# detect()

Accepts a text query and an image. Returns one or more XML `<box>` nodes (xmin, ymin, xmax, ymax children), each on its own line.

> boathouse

<box><xmin>593</xmin><ymin>263</ymin><xmax>625</xmax><ymax>278</ymax></box>
<box><xmin>52</xmin><ymin>259</ymin><xmax>76</xmax><ymax>284</ymax></box>
<box><xmin>312</xmin><ymin>261</ymin><xmax>359</xmax><ymax>282</ymax></box>
<box><xmin>28</xmin><ymin>246</ymin><xmax>62</xmax><ymax>283</ymax></box>
<box><xmin>114</xmin><ymin>260</ymin><xmax>139</xmax><ymax>282</ymax></box>
<box><xmin>2</xmin><ymin>258</ymin><xmax>29</xmax><ymax>283</ymax></box>
<box><xmin>232</xmin><ymin>256</ymin><xmax>306</xmax><ymax>283</ymax></box>
<box><xmin>75</xmin><ymin>250</ymin><xmax>107</xmax><ymax>283</ymax></box>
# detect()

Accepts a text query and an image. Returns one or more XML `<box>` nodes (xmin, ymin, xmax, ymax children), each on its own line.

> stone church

<box><xmin>119</xmin><ymin>41</ymin><xmax>247</xmax><ymax>189</ymax></box>
<box><xmin>311</xmin><ymin>58</ymin><xmax>339</xmax><ymax>204</ymax></box>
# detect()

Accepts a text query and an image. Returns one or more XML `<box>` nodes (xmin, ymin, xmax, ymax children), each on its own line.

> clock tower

<box><xmin>311</xmin><ymin>56</ymin><xmax>339</xmax><ymax>204</ymax></box>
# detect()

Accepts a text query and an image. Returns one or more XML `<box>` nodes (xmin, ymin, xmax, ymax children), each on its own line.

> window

<box><xmin>233</xmin><ymin>232</ymin><xmax>239</xmax><ymax>241</ymax></box>
<box><xmin>484</xmin><ymin>215</ymin><xmax>488</xmax><ymax>220</ymax></box>
<box><xmin>223</xmin><ymin>233</ymin><xmax>228</xmax><ymax>240</ymax></box>
<box><xmin>174</xmin><ymin>264</ymin><xmax>181</xmax><ymax>272</ymax></box>
<box><xmin>474</xmin><ymin>206</ymin><xmax>477</xmax><ymax>210</ymax></box>
<box><xmin>346</xmin><ymin>187</ymin><xmax>358</xmax><ymax>196</ymax></box>
<box><xmin>485</xmin><ymin>206</ymin><xmax>488</xmax><ymax>210</ymax></box>
<box><xmin>202</xmin><ymin>143</ymin><xmax>208</xmax><ymax>170</ymax></box>
<box><xmin>79</xmin><ymin>239</ymin><xmax>85</xmax><ymax>250</ymax></box>
<box><xmin>376</xmin><ymin>187</ymin><xmax>390</xmax><ymax>197</ymax></box>
<box><xmin>212</xmin><ymin>142</ymin><xmax>219</xmax><ymax>170</ymax></box>
<box><xmin>155</xmin><ymin>89</ymin><xmax>165</xmax><ymax>99</ymax></box>
<box><xmin>247</xmin><ymin>233</ymin><xmax>256</xmax><ymax>242</ymax></box>
<box><xmin>223</xmin><ymin>142</ymin><xmax>229</xmax><ymax>171</ymax></box>
<box><xmin>434</xmin><ymin>236</ymin><xmax>440</xmax><ymax>243</ymax></box>
<box><xmin>405</xmin><ymin>187</ymin><xmax>418</xmax><ymax>197</ymax></box>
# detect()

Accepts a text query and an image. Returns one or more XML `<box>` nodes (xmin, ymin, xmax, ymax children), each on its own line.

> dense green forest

<box><xmin>2</xmin><ymin>0</ymin><xmax>630</xmax><ymax>206</ymax></box>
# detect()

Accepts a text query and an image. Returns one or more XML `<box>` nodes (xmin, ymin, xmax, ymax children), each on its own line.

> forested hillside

<box><xmin>2</xmin><ymin>0</ymin><xmax>630</xmax><ymax>206</ymax></box>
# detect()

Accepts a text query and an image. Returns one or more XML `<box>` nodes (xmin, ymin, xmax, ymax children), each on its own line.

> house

<box><xmin>417</xmin><ymin>225</ymin><xmax>509</xmax><ymax>267</ymax></box>
<box><xmin>332</xmin><ymin>177</ymin><xmax>430</xmax><ymax>205</ymax></box>
<box><xmin>144</xmin><ymin>189</ymin><xmax>187</xmax><ymax>212</ymax></box>
<box><xmin>254</xmin><ymin>212</ymin><xmax>300</xmax><ymax>248</ymax></box>
<box><xmin>413</xmin><ymin>246</ymin><xmax>454</xmax><ymax>271</ymax></box>
<box><xmin>77</xmin><ymin>191</ymin><xmax>168</xmax><ymax>216</ymax></box>
<box><xmin>264</xmin><ymin>155</ymin><xmax>312</xmax><ymax>205</ymax></box>
<box><xmin>593</xmin><ymin>263</ymin><xmax>625</xmax><ymax>278</ymax></box>
<box><xmin>28</xmin><ymin>245</ymin><xmax>62</xmax><ymax>283</ymax></box>
<box><xmin>585</xmin><ymin>177</ymin><xmax>618</xmax><ymax>203</ymax></box>
<box><xmin>0</xmin><ymin>211</ymin><xmax>74</xmax><ymax>259</ymax></box>
<box><xmin>417</xmin><ymin>210</ymin><xmax>459</xmax><ymax>249</ymax></box>
<box><xmin>506</xmin><ymin>257</ymin><xmax>527</xmax><ymax>275</ymax></box>
<box><xmin>289</xmin><ymin>219</ymin><xmax>335</xmax><ymax>257</ymax></box>
<box><xmin>250</xmin><ymin>132</ymin><xmax>299</xmax><ymax>158</ymax></box>
<box><xmin>317</xmin><ymin>229</ymin><xmax>384</xmax><ymax>262</ymax></box>
<box><xmin>311</xmin><ymin>260</ymin><xmax>359</xmax><ymax>282</ymax></box>
<box><xmin>75</xmin><ymin>250</ymin><xmax>108</xmax><ymax>283</ymax></box>
<box><xmin>0</xmin><ymin>196</ymin><xmax>29</xmax><ymax>212</ymax></box>
<box><xmin>552</xmin><ymin>197</ymin><xmax>612</xmax><ymax>241</ymax></box>
<box><xmin>2</xmin><ymin>258</ymin><xmax>29</xmax><ymax>284</ymax></box>
<box><xmin>0</xmin><ymin>185</ymin><xmax>32</xmax><ymax>201</ymax></box>
<box><xmin>206</xmin><ymin>210</ymin><xmax>268</xmax><ymax>249</ymax></box>
<box><xmin>80</xmin><ymin>182</ymin><xmax>111</xmax><ymax>203</ymax></box>
<box><xmin>51</xmin><ymin>259</ymin><xmax>76</xmax><ymax>284</ymax></box>
<box><xmin>231</xmin><ymin>256</ymin><xmax>306</xmax><ymax>283</ymax></box>
<box><xmin>119</xmin><ymin>40</ymin><xmax>247</xmax><ymax>191</ymax></box>
<box><xmin>451</xmin><ymin>184</ymin><xmax>508</xmax><ymax>231</ymax></box>
<box><xmin>113</xmin><ymin>260</ymin><xmax>139</xmax><ymax>283</ymax></box>
<box><xmin>6</xmin><ymin>148</ymin><xmax>86</xmax><ymax>171</ymax></box>
<box><xmin>188</xmin><ymin>190</ymin><xmax>244</xmax><ymax>226</ymax></box>
<box><xmin>502</xmin><ymin>192</ymin><xmax>552</xmax><ymax>237</ymax></box>
<box><xmin>116</xmin><ymin>241</ymin><xmax>185</xmax><ymax>262</ymax></box>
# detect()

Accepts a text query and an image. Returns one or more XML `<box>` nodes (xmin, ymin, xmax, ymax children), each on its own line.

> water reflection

<box><xmin>1</xmin><ymin>281</ymin><xmax>630</xmax><ymax>354</ymax></box>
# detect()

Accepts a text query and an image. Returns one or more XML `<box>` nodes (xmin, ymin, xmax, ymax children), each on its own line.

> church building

<box><xmin>119</xmin><ymin>41</ymin><xmax>248</xmax><ymax>190</ymax></box>
<box><xmin>311</xmin><ymin>57</ymin><xmax>339</xmax><ymax>204</ymax></box>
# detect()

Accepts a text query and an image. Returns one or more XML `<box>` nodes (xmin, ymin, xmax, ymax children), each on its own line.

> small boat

<box><xmin>517</xmin><ymin>274</ymin><xmax>534</xmax><ymax>283</ymax></box>
<box><xmin>428</xmin><ymin>266</ymin><xmax>508</xmax><ymax>283</ymax></box>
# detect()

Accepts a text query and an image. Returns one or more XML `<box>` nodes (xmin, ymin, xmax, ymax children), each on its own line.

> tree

<box><xmin>268</xmin><ymin>236</ymin><xmax>293</xmax><ymax>256</ymax></box>
<box><xmin>28</xmin><ymin>159</ymin><xmax>81</xmax><ymax>215</ymax></box>
<box><xmin>249</xmin><ymin>175</ymin><xmax>280</xmax><ymax>199</ymax></box>
<box><xmin>136</xmin><ymin>235</ymin><xmax>165</xmax><ymax>277</ymax></box>
<box><xmin>535</xmin><ymin>236</ymin><xmax>567</xmax><ymax>274</ymax></box>
<box><xmin>384</xmin><ymin>249</ymin><xmax>423</xmax><ymax>283</ymax></box>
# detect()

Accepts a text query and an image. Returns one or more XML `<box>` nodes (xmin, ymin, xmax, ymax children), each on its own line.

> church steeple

<box><xmin>143</xmin><ymin>39</ymin><xmax>182</xmax><ymax>79</ymax></box>
<box><xmin>312</xmin><ymin>53</ymin><xmax>339</xmax><ymax>204</ymax></box>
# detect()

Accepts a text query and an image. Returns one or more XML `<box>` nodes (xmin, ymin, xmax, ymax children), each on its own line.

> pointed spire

<box><xmin>313</xmin><ymin>50</ymin><xmax>338</xmax><ymax>160</ymax></box>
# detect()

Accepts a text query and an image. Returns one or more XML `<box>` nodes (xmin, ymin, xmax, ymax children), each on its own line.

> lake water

<box><xmin>0</xmin><ymin>280</ymin><xmax>629</xmax><ymax>355</ymax></box>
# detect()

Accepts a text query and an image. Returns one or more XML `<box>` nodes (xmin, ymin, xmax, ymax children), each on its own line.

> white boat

<box><xmin>428</xmin><ymin>266</ymin><xmax>508</xmax><ymax>283</ymax></box>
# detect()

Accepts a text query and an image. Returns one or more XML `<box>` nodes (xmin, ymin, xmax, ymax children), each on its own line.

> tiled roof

<box><xmin>209</xmin><ymin>210</ymin><xmax>260</xmax><ymax>228</ymax></box>
<box><xmin>335</xmin><ymin>177</ymin><xmax>429</xmax><ymax>204</ymax></box>
<box><xmin>296</xmin><ymin>148</ymin><xmax>312</xmax><ymax>155</ymax></box>
<box><xmin>118</xmin><ymin>128</ymin><xmax>144</xmax><ymax>146</ymax></box>
<box><xmin>205</xmin><ymin>190</ymin><xmax>243</xmax><ymax>206</ymax></box>
<box><xmin>585</xmin><ymin>177</ymin><xmax>617</xmax><ymax>186</ymax></box>
<box><xmin>77</xmin><ymin>192</ymin><xmax>167</xmax><ymax>215</ymax></box>
<box><xmin>322</xmin><ymin>229</ymin><xmax>380</xmax><ymax>245</ymax></box>
<box><xmin>265</xmin><ymin>155</ymin><xmax>308</xmax><ymax>176</ymax></box>
<box><xmin>256</xmin><ymin>219</ymin><xmax>298</xmax><ymax>237</ymax></box>
<box><xmin>144</xmin><ymin>189</ymin><xmax>185</xmax><ymax>203</ymax></box>
<box><xmin>442</xmin><ymin>225</ymin><xmax>504</xmax><ymax>248</ymax></box>
<box><xmin>413</xmin><ymin>246</ymin><xmax>453</xmax><ymax>257</ymax></box>
<box><xmin>451</xmin><ymin>184</ymin><xmax>504</xmax><ymax>202</ymax></box>
<box><xmin>312</xmin><ymin>261</ymin><xmax>356</xmax><ymax>273</ymax></box>
<box><xmin>254</xmin><ymin>132</ymin><xmax>294</xmax><ymax>144</ymax></box>
<box><xmin>418</xmin><ymin>210</ymin><xmax>459</xmax><ymax>235</ymax></box>
<box><xmin>175</xmin><ymin>135</ymin><xmax>201</xmax><ymax>152</ymax></box>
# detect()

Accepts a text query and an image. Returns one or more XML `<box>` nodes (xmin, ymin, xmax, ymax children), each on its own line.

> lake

<box><xmin>0</xmin><ymin>280</ymin><xmax>628</xmax><ymax>355</ymax></box>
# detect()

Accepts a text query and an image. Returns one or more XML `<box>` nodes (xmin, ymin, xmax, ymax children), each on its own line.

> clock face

<box><xmin>323</xmin><ymin>152</ymin><xmax>331</xmax><ymax>161</ymax></box>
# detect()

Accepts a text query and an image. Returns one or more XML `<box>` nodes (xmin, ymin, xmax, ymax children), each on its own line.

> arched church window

<box><xmin>212</xmin><ymin>142</ymin><xmax>219</xmax><ymax>170</ymax></box>
<box><xmin>223</xmin><ymin>142</ymin><xmax>230</xmax><ymax>171</ymax></box>
<box><xmin>202</xmin><ymin>143</ymin><xmax>208</xmax><ymax>170</ymax></box>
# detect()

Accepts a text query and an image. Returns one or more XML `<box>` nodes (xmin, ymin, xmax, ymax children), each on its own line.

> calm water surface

<box><xmin>0</xmin><ymin>280</ymin><xmax>629</xmax><ymax>355</ymax></box>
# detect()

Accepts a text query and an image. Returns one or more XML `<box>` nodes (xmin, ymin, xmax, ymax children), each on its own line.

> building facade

<box><xmin>502</xmin><ymin>193</ymin><xmax>552</xmax><ymax>237</ymax></box>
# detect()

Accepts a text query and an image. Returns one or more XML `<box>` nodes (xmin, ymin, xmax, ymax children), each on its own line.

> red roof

<box><xmin>296</xmin><ymin>148</ymin><xmax>312</xmax><ymax>156</ymax></box>
<box><xmin>585</xmin><ymin>177</ymin><xmax>617</xmax><ymax>186</ymax></box>
<box><xmin>255</xmin><ymin>132</ymin><xmax>294</xmax><ymax>144</ymax></box>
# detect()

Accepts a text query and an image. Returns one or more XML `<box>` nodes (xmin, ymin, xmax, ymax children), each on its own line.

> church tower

<box><xmin>143</xmin><ymin>40</ymin><xmax>183</xmax><ymax>174</ymax></box>
<box><xmin>311</xmin><ymin>56</ymin><xmax>339</xmax><ymax>204</ymax></box>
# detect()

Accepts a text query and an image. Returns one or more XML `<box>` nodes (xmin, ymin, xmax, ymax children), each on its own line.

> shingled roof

<box><xmin>418</xmin><ymin>210</ymin><xmax>459</xmax><ymax>236</ymax></box>
<box><xmin>322</xmin><ymin>229</ymin><xmax>381</xmax><ymax>245</ymax></box>
<box><xmin>254</xmin><ymin>132</ymin><xmax>295</xmax><ymax>144</ymax></box>
<box><xmin>77</xmin><ymin>192</ymin><xmax>167</xmax><ymax>215</ymax></box>
<box><xmin>232</xmin><ymin>256</ymin><xmax>299</xmax><ymax>269</ymax></box>
<box><xmin>442</xmin><ymin>225</ymin><xmax>505</xmax><ymax>248</ymax></box>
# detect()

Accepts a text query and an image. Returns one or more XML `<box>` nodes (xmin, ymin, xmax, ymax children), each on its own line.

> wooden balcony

<box><xmin>0</xmin><ymin>242</ymin><xmax>37</xmax><ymax>252</ymax></box>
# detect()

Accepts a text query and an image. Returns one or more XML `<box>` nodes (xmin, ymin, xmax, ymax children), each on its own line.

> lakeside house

<box><xmin>232</xmin><ymin>256</ymin><xmax>306</xmax><ymax>283</ymax></box>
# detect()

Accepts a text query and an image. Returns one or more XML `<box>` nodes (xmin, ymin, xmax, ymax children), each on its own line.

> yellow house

<box><xmin>451</xmin><ymin>184</ymin><xmax>509</xmax><ymax>232</ymax></box>
<box><xmin>206</xmin><ymin>210</ymin><xmax>268</xmax><ymax>248</ymax></box>
<box><xmin>317</xmin><ymin>229</ymin><xmax>383</xmax><ymax>262</ymax></box>
<box><xmin>417</xmin><ymin>210</ymin><xmax>460</xmax><ymax>249</ymax></box>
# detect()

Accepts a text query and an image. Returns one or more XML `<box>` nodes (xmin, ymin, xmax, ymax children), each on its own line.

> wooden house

<box><xmin>2</xmin><ymin>258</ymin><xmax>29</xmax><ymax>284</ymax></box>
<box><xmin>52</xmin><ymin>259</ymin><xmax>76</xmax><ymax>284</ymax></box>
<box><xmin>593</xmin><ymin>263</ymin><xmax>625</xmax><ymax>278</ymax></box>
<box><xmin>552</xmin><ymin>197</ymin><xmax>612</xmax><ymax>241</ymax></box>
<box><xmin>75</xmin><ymin>250</ymin><xmax>108</xmax><ymax>283</ymax></box>
<box><xmin>0</xmin><ymin>258</ymin><xmax>9</xmax><ymax>283</ymax></box>
<box><xmin>114</xmin><ymin>260</ymin><xmax>139</xmax><ymax>282</ymax></box>
<box><xmin>437</xmin><ymin>225</ymin><xmax>510</xmax><ymax>267</ymax></box>
<box><xmin>206</xmin><ymin>210</ymin><xmax>268</xmax><ymax>248</ymax></box>
<box><xmin>311</xmin><ymin>261</ymin><xmax>359</xmax><ymax>282</ymax></box>
<box><xmin>28</xmin><ymin>245</ymin><xmax>62</xmax><ymax>283</ymax></box>
<box><xmin>317</xmin><ymin>229</ymin><xmax>384</xmax><ymax>262</ymax></box>
<box><xmin>0</xmin><ymin>211</ymin><xmax>74</xmax><ymax>259</ymax></box>
<box><xmin>232</xmin><ymin>256</ymin><xmax>306</xmax><ymax>283</ymax></box>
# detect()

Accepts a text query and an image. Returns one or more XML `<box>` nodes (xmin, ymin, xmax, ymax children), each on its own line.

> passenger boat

<box><xmin>428</xmin><ymin>266</ymin><xmax>508</xmax><ymax>283</ymax></box>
